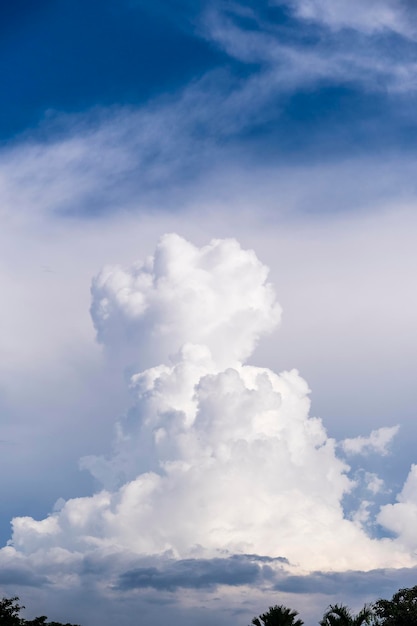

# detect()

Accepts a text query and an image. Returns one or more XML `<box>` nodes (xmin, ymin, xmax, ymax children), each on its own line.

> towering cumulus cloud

<box><xmin>2</xmin><ymin>234</ymin><xmax>417</xmax><ymax>596</ymax></box>
<box><xmin>90</xmin><ymin>234</ymin><xmax>281</xmax><ymax>370</ymax></box>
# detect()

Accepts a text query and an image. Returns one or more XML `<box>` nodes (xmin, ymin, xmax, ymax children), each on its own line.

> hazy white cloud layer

<box><xmin>1</xmin><ymin>234</ymin><xmax>417</xmax><ymax>621</ymax></box>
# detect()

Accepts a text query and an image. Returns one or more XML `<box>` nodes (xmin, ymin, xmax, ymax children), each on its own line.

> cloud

<box><xmin>2</xmin><ymin>147</ymin><xmax>417</xmax><ymax>562</ymax></box>
<box><xmin>378</xmin><ymin>464</ymin><xmax>417</xmax><ymax>552</ymax></box>
<box><xmin>0</xmin><ymin>547</ymin><xmax>48</xmax><ymax>587</ymax></box>
<box><xmin>0</xmin><ymin>211</ymin><xmax>417</xmax><ymax>626</ymax></box>
<box><xmin>203</xmin><ymin>1</ymin><xmax>417</xmax><ymax>94</ymax></box>
<box><xmin>116</xmin><ymin>555</ymin><xmax>266</xmax><ymax>591</ymax></box>
<box><xmin>284</xmin><ymin>0</ymin><xmax>413</xmax><ymax>37</ymax></box>
<box><xmin>90</xmin><ymin>233</ymin><xmax>281</xmax><ymax>370</ymax></box>
<box><xmin>364</xmin><ymin>473</ymin><xmax>385</xmax><ymax>495</ymax></box>
<box><xmin>2</xmin><ymin>232</ymin><xmax>417</xmax><ymax>596</ymax></box>
<box><xmin>341</xmin><ymin>426</ymin><xmax>400</xmax><ymax>456</ymax></box>
<box><xmin>274</xmin><ymin>565</ymin><xmax>417</xmax><ymax>596</ymax></box>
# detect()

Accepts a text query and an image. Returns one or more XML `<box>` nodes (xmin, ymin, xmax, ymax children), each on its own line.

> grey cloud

<box><xmin>0</xmin><ymin>566</ymin><xmax>48</xmax><ymax>587</ymax></box>
<box><xmin>241</xmin><ymin>554</ymin><xmax>289</xmax><ymax>564</ymax></box>
<box><xmin>274</xmin><ymin>567</ymin><xmax>417</xmax><ymax>597</ymax></box>
<box><xmin>117</xmin><ymin>555</ymin><xmax>270</xmax><ymax>591</ymax></box>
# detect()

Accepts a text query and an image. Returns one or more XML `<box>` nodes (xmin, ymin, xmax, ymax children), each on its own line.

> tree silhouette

<box><xmin>0</xmin><ymin>597</ymin><xmax>24</xmax><ymax>626</ymax></box>
<box><xmin>320</xmin><ymin>604</ymin><xmax>372</xmax><ymax>626</ymax></box>
<box><xmin>251</xmin><ymin>604</ymin><xmax>304</xmax><ymax>626</ymax></box>
<box><xmin>373</xmin><ymin>585</ymin><xmax>417</xmax><ymax>625</ymax></box>
<box><xmin>0</xmin><ymin>598</ymin><xmax>79</xmax><ymax>626</ymax></box>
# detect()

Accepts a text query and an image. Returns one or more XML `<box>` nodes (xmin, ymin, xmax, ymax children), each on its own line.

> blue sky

<box><xmin>1</xmin><ymin>1</ymin><xmax>417</xmax><ymax>625</ymax></box>
<box><xmin>1</xmin><ymin>0</ymin><xmax>228</xmax><ymax>139</ymax></box>
<box><xmin>5</xmin><ymin>0</ymin><xmax>417</xmax><ymax>159</ymax></box>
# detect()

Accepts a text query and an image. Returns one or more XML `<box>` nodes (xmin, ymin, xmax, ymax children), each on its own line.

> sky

<box><xmin>1</xmin><ymin>1</ymin><xmax>417</xmax><ymax>624</ymax></box>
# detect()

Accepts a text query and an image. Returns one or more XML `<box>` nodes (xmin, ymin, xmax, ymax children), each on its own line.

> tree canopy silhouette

<box><xmin>319</xmin><ymin>603</ymin><xmax>372</xmax><ymax>626</ymax></box>
<box><xmin>0</xmin><ymin>598</ymin><xmax>24</xmax><ymax>626</ymax></box>
<box><xmin>373</xmin><ymin>585</ymin><xmax>417</xmax><ymax>625</ymax></box>
<box><xmin>251</xmin><ymin>604</ymin><xmax>304</xmax><ymax>626</ymax></box>
<box><xmin>0</xmin><ymin>598</ymin><xmax>79</xmax><ymax>626</ymax></box>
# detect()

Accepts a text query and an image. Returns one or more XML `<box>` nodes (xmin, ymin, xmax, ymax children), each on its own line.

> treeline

<box><xmin>1</xmin><ymin>584</ymin><xmax>416</xmax><ymax>626</ymax></box>
<box><xmin>251</xmin><ymin>584</ymin><xmax>417</xmax><ymax>625</ymax></box>
<box><xmin>0</xmin><ymin>597</ymin><xmax>79</xmax><ymax>626</ymax></box>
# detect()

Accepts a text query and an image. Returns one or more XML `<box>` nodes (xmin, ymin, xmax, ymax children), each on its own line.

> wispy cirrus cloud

<box><xmin>201</xmin><ymin>1</ymin><xmax>417</xmax><ymax>94</ymax></box>
<box><xmin>283</xmin><ymin>0</ymin><xmax>416</xmax><ymax>38</ymax></box>
<box><xmin>2</xmin><ymin>2</ymin><xmax>417</xmax><ymax>228</ymax></box>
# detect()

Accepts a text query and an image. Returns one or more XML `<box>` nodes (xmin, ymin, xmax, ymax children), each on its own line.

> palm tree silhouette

<box><xmin>320</xmin><ymin>603</ymin><xmax>372</xmax><ymax>626</ymax></box>
<box><xmin>251</xmin><ymin>604</ymin><xmax>304</xmax><ymax>626</ymax></box>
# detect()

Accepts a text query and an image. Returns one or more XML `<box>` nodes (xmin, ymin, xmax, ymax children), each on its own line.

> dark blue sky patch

<box><xmin>231</xmin><ymin>83</ymin><xmax>417</xmax><ymax>167</ymax></box>
<box><xmin>0</xmin><ymin>0</ymin><xmax>54</xmax><ymax>38</ymax></box>
<box><xmin>0</xmin><ymin>0</ymin><xmax>225</xmax><ymax>140</ymax></box>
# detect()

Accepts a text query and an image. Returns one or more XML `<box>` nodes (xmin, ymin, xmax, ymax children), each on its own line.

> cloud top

<box><xmin>90</xmin><ymin>234</ymin><xmax>281</xmax><ymax>369</ymax></box>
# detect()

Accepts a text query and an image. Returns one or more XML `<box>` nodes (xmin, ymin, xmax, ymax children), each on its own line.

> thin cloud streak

<box><xmin>203</xmin><ymin>1</ymin><xmax>417</xmax><ymax>93</ymax></box>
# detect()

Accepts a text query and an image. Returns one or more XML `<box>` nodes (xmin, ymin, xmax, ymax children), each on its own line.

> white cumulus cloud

<box><xmin>378</xmin><ymin>464</ymin><xmax>417</xmax><ymax>552</ymax></box>
<box><xmin>341</xmin><ymin>425</ymin><xmax>399</xmax><ymax>456</ymax></box>
<box><xmin>90</xmin><ymin>233</ymin><xmax>281</xmax><ymax>370</ymax></box>
<box><xmin>1</xmin><ymin>234</ymin><xmax>416</xmax><ymax>595</ymax></box>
